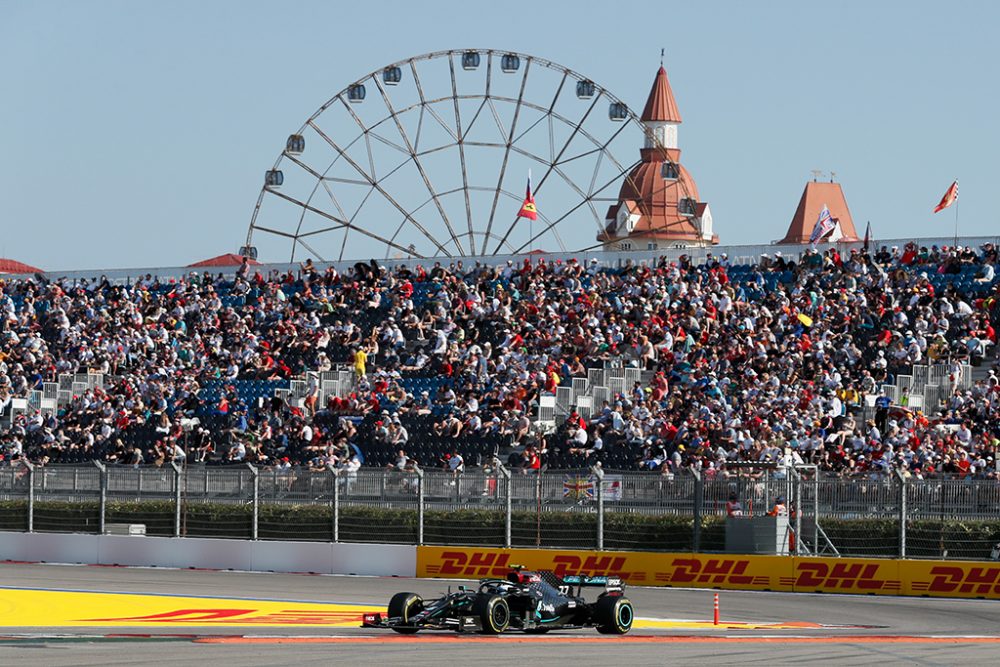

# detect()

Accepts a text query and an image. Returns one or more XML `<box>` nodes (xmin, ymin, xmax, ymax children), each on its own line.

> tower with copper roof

<box><xmin>777</xmin><ymin>177</ymin><xmax>860</xmax><ymax>244</ymax></box>
<box><xmin>598</xmin><ymin>64</ymin><xmax>717</xmax><ymax>250</ymax></box>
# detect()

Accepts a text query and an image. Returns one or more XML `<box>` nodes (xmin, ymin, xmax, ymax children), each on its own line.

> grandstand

<box><xmin>0</xmin><ymin>238</ymin><xmax>998</xmax><ymax>485</ymax></box>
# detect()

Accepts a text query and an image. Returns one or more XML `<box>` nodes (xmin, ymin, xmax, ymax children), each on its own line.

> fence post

<box><xmin>247</xmin><ymin>463</ymin><xmax>258</xmax><ymax>541</ymax></box>
<box><xmin>24</xmin><ymin>461</ymin><xmax>35</xmax><ymax>533</ymax></box>
<box><xmin>793</xmin><ymin>467</ymin><xmax>802</xmax><ymax>555</ymax></box>
<box><xmin>416</xmin><ymin>467</ymin><xmax>424</xmax><ymax>546</ymax></box>
<box><xmin>170</xmin><ymin>462</ymin><xmax>182</xmax><ymax>538</ymax></box>
<box><xmin>330</xmin><ymin>465</ymin><xmax>339</xmax><ymax>543</ymax></box>
<box><xmin>497</xmin><ymin>462</ymin><xmax>511</xmax><ymax>548</ymax></box>
<box><xmin>592</xmin><ymin>465</ymin><xmax>604</xmax><ymax>551</ymax></box>
<box><xmin>763</xmin><ymin>473</ymin><xmax>770</xmax><ymax>516</ymax></box>
<box><xmin>691</xmin><ymin>468</ymin><xmax>702</xmax><ymax>552</ymax></box>
<box><xmin>94</xmin><ymin>461</ymin><xmax>107</xmax><ymax>535</ymax></box>
<box><xmin>894</xmin><ymin>468</ymin><xmax>907</xmax><ymax>559</ymax></box>
<box><xmin>535</xmin><ymin>465</ymin><xmax>547</xmax><ymax>547</ymax></box>
<box><xmin>813</xmin><ymin>473</ymin><xmax>820</xmax><ymax>551</ymax></box>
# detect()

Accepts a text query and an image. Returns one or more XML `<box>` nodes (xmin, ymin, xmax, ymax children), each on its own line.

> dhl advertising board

<box><xmin>416</xmin><ymin>547</ymin><xmax>1000</xmax><ymax>600</ymax></box>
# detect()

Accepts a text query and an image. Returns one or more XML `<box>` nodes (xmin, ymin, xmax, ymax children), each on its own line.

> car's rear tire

<box><xmin>594</xmin><ymin>595</ymin><xmax>633</xmax><ymax>635</ymax></box>
<box><xmin>388</xmin><ymin>592</ymin><xmax>423</xmax><ymax>634</ymax></box>
<box><xmin>472</xmin><ymin>594</ymin><xmax>510</xmax><ymax>634</ymax></box>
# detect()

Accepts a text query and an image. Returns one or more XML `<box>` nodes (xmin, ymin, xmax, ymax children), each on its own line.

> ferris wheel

<box><xmin>245</xmin><ymin>49</ymin><xmax>687</xmax><ymax>263</ymax></box>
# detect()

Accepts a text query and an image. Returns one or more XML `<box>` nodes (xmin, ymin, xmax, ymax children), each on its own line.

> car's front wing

<box><xmin>361</xmin><ymin>612</ymin><xmax>485</xmax><ymax>633</ymax></box>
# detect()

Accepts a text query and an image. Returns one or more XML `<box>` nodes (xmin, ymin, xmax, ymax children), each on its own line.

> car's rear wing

<box><xmin>562</xmin><ymin>575</ymin><xmax>624</xmax><ymax>592</ymax></box>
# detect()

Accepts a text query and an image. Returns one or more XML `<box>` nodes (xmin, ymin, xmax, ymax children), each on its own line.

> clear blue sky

<box><xmin>2</xmin><ymin>0</ymin><xmax>997</xmax><ymax>270</ymax></box>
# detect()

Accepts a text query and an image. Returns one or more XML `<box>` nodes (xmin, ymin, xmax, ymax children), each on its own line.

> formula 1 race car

<box><xmin>361</xmin><ymin>566</ymin><xmax>634</xmax><ymax>635</ymax></box>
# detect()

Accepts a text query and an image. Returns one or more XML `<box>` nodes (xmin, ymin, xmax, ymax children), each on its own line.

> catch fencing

<box><xmin>1</xmin><ymin>462</ymin><xmax>998</xmax><ymax>561</ymax></box>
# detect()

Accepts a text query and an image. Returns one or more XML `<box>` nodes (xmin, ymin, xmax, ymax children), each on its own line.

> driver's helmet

<box><xmin>508</xmin><ymin>571</ymin><xmax>540</xmax><ymax>584</ymax></box>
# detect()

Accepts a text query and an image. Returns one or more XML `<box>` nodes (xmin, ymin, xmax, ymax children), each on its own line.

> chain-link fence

<box><xmin>338</xmin><ymin>468</ymin><xmax>421</xmax><ymax>544</ymax></box>
<box><xmin>2</xmin><ymin>462</ymin><xmax>1000</xmax><ymax>561</ymax></box>
<box><xmin>423</xmin><ymin>468</ymin><xmax>507</xmax><ymax>547</ymax></box>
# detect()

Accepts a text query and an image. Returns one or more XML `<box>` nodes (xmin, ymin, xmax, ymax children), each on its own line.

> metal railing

<box><xmin>1</xmin><ymin>462</ymin><xmax>999</xmax><ymax>560</ymax></box>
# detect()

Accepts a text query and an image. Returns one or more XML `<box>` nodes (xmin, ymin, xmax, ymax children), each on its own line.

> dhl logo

<box><xmin>428</xmin><ymin>551</ymin><xmax>513</xmax><ymax>577</ymax></box>
<box><xmin>783</xmin><ymin>562</ymin><xmax>901</xmax><ymax>591</ymax></box>
<box><xmin>425</xmin><ymin>551</ymin><xmax>636</xmax><ymax>580</ymax></box>
<box><xmin>551</xmin><ymin>555</ymin><xmax>634</xmax><ymax>580</ymax></box>
<box><xmin>911</xmin><ymin>566</ymin><xmax>1000</xmax><ymax>595</ymax></box>
<box><xmin>658</xmin><ymin>558</ymin><xmax>769</xmax><ymax>586</ymax></box>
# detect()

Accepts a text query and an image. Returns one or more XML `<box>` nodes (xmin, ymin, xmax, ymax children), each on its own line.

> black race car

<box><xmin>361</xmin><ymin>566</ymin><xmax>634</xmax><ymax>635</ymax></box>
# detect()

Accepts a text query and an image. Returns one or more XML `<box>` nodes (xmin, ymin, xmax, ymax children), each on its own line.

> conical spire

<box><xmin>778</xmin><ymin>181</ymin><xmax>860</xmax><ymax>244</ymax></box>
<box><xmin>640</xmin><ymin>66</ymin><xmax>682</xmax><ymax>123</ymax></box>
<box><xmin>598</xmin><ymin>62</ymin><xmax>716</xmax><ymax>247</ymax></box>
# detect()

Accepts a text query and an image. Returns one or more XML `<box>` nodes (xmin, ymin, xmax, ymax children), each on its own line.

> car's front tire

<box><xmin>388</xmin><ymin>592</ymin><xmax>423</xmax><ymax>634</ymax></box>
<box><xmin>594</xmin><ymin>595</ymin><xmax>633</xmax><ymax>635</ymax></box>
<box><xmin>472</xmin><ymin>593</ymin><xmax>510</xmax><ymax>634</ymax></box>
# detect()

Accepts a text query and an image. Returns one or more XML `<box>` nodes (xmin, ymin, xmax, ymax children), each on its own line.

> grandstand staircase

<box><xmin>1</xmin><ymin>372</ymin><xmax>106</xmax><ymax>428</ymax></box>
<box><xmin>537</xmin><ymin>361</ymin><xmax>657</xmax><ymax>431</ymax></box>
<box><xmin>970</xmin><ymin>352</ymin><xmax>998</xmax><ymax>385</ymax></box>
<box><xmin>876</xmin><ymin>361</ymin><xmax>976</xmax><ymax>418</ymax></box>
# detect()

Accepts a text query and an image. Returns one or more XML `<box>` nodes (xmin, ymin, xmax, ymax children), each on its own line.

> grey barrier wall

<box><xmin>0</xmin><ymin>531</ymin><xmax>417</xmax><ymax>575</ymax></box>
<box><xmin>1</xmin><ymin>462</ymin><xmax>999</xmax><ymax>560</ymax></box>
<box><xmin>40</xmin><ymin>235</ymin><xmax>1000</xmax><ymax>285</ymax></box>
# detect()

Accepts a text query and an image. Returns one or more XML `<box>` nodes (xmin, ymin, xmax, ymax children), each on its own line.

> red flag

<box><xmin>933</xmin><ymin>180</ymin><xmax>958</xmax><ymax>213</ymax></box>
<box><xmin>518</xmin><ymin>172</ymin><xmax>538</xmax><ymax>221</ymax></box>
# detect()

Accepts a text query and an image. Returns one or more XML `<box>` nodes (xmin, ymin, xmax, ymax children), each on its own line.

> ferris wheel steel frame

<box><xmin>245</xmin><ymin>49</ymin><xmax>696</xmax><ymax>263</ymax></box>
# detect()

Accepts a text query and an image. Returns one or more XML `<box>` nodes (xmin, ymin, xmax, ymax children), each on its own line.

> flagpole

<box><xmin>954</xmin><ymin>198</ymin><xmax>959</xmax><ymax>248</ymax></box>
<box><xmin>528</xmin><ymin>169</ymin><xmax>533</xmax><ymax>253</ymax></box>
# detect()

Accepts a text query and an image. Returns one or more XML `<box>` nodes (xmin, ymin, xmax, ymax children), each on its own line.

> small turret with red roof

<box><xmin>598</xmin><ymin>62</ymin><xmax>717</xmax><ymax>250</ymax></box>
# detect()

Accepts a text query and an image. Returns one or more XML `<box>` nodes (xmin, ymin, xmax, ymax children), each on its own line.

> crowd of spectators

<box><xmin>1</xmin><ymin>240</ymin><xmax>999</xmax><ymax>480</ymax></box>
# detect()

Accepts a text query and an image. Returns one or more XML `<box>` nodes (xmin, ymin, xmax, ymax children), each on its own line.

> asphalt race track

<box><xmin>1</xmin><ymin>562</ymin><xmax>999</xmax><ymax>665</ymax></box>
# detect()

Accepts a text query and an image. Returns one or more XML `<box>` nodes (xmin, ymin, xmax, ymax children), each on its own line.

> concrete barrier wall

<box><xmin>416</xmin><ymin>546</ymin><xmax>1000</xmax><ymax>600</ymax></box>
<box><xmin>0</xmin><ymin>532</ymin><xmax>415</xmax><ymax>577</ymax></box>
